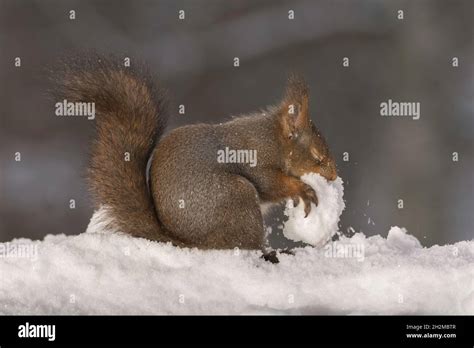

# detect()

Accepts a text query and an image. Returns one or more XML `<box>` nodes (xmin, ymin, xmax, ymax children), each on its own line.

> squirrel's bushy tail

<box><xmin>54</xmin><ymin>56</ymin><xmax>179</xmax><ymax>244</ymax></box>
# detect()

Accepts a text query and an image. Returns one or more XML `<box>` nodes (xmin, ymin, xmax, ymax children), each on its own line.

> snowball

<box><xmin>283</xmin><ymin>173</ymin><xmax>345</xmax><ymax>246</ymax></box>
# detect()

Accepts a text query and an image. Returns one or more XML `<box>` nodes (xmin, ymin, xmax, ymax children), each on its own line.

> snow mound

<box><xmin>283</xmin><ymin>174</ymin><xmax>345</xmax><ymax>246</ymax></box>
<box><xmin>0</xmin><ymin>228</ymin><xmax>472</xmax><ymax>315</ymax></box>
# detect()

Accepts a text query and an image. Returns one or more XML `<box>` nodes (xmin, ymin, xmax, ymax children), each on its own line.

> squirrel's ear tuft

<box><xmin>279</xmin><ymin>74</ymin><xmax>310</xmax><ymax>137</ymax></box>
<box><xmin>284</xmin><ymin>73</ymin><xmax>309</xmax><ymax>102</ymax></box>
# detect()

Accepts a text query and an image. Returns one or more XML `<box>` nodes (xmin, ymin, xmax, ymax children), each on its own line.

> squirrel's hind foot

<box><xmin>261</xmin><ymin>250</ymin><xmax>279</xmax><ymax>264</ymax></box>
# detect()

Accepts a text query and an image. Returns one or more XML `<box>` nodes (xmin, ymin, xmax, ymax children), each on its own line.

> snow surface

<box><xmin>283</xmin><ymin>173</ymin><xmax>345</xmax><ymax>246</ymax></box>
<box><xmin>0</xmin><ymin>227</ymin><xmax>472</xmax><ymax>314</ymax></box>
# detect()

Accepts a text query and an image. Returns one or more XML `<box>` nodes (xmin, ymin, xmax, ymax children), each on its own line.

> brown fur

<box><xmin>55</xmin><ymin>57</ymin><xmax>337</xmax><ymax>253</ymax></box>
<box><xmin>53</xmin><ymin>56</ymin><xmax>186</xmax><ymax>245</ymax></box>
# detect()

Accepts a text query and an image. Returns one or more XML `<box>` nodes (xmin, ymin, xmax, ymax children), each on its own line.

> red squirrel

<box><xmin>54</xmin><ymin>56</ymin><xmax>337</xmax><ymax>263</ymax></box>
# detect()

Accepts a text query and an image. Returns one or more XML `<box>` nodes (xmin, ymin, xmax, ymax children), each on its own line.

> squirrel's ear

<box><xmin>279</xmin><ymin>74</ymin><xmax>310</xmax><ymax>138</ymax></box>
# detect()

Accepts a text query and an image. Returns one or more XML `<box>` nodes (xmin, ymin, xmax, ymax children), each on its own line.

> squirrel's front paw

<box><xmin>292</xmin><ymin>183</ymin><xmax>318</xmax><ymax>218</ymax></box>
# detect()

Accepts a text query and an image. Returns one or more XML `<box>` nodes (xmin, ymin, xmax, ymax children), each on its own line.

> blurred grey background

<box><xmin>0</xmin><ymin>0</ymin><xmax>472</xmax><ymax>246</ymax></box>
